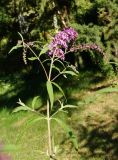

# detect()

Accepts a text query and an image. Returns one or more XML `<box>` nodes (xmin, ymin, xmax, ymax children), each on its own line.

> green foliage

<box><xmin>31</xmin><ymin>96</ymin><xmax>40</xmax><ymax>110</ymax></box>
<box><xmin>9</xmin><ymin>45</ymin><xmax>23</xmax><ymax>54</ymax></box>
<box><xmin>39</xmin><ymin>44</ymin><xmax>49</xmax><ymax>57</ymax></box>
<box><xmin>62</xmin><ymin>70</ymin><xmax>78</xmax><ymax>76</ymax></box>
<box><xmin>0</xmin><ymin>0</ymin><xmax>118</xmax><ymax>75</ymax></box>
<box><xmin>28</xmin><ymin>57</ymin><xmax>37</xmax><ymax>61</ymax></box>
<box><xmin>0</xmin><ymin>7</ymin><xmax>11</xmax><ymax>24</ymax></box>
<box><xmin>13</xmin><ymin>99</ymin><xmax>32</xmax><ymax>112</ymax></box>
<box><xmin>70</xmin><ymin>0</ymin><xmax>118</xmax><ymax>73</ymax></box>
<box><xmin>9</xmin><ymin>24</ymin><xmax>81</xmax><ymax>158</ymax></box>
<box><xmin>52</xmin><ymin>82</ymin><xmax>66</xmax><ymax>99</ymax></box>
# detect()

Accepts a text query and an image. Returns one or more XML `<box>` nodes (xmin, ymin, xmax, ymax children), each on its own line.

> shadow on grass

<box><xmin>0</xmin><ymin>69</ymin><xmax>106</xmax><ymax>111</ymax></box>
<box><xmin>62</xmin><ymin>70</ymin><xmax>106</xmax><ymax>94</ymax></box>
<box><xmin>77</xmin><ymin>105</ymin><xmax>118</xmax><ymax>160</ymax></box>
<box><xmin>0</xmin><ymin>72</ymin><xmax>48</xmax><ymax>111</ymax></box>
<box><xmin>1</xmin><ymin>69</ymin><xmax>117</xmax><ymax>159</ymax></box>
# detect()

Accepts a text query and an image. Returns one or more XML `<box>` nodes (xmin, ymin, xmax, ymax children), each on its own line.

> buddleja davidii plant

<box><xmin>9</xmin><ymin>28</ymin><xmax>79</xmax><ymax>159</ymax></box>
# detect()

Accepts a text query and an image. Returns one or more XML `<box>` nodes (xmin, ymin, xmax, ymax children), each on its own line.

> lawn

<box><xmin>0</xmin><ymin>71</ymin><xmax>118</xmax><ymax>160</ymax></box>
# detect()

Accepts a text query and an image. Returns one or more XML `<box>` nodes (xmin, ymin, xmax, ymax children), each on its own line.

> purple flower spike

<box><xmin>48</xmin><ymin>27</ymin><xmax>78</xmax><ymax>60</ymax></box>
<box><xmin>63</xmin><ymin>28</ymin><xmax>78</xmax><ymax>40</ymax></box>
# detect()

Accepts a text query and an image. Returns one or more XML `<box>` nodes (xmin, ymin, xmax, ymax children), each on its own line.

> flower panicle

<box><xmin>48</xmin><ymin>27</ymin><xmax>78</xmax><ymax>60</ymax></box>
<box><xmin>17</xmin><ymin>40</ymin><xmax>35</xmax><ymax>65</ymax></box>
<box><xmin>70</xmin><ymin>43</ymin><xmax>105</xmax><ymax>56</ymax></box>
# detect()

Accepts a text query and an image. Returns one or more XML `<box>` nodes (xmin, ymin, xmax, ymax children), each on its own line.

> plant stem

<box><xmin>24</xmin><ymin>42</ymin><xmax>48</xmax><ymax>80</ymax></box>
<box><xmin>47</xmin><ymin>100</ymin><xmax>52</xmax><ymax>158</ymax></box>
<box><xmin>48</xmin><ymin>56</ymin><xmax>54</xmax><ymax>81</ymax></box>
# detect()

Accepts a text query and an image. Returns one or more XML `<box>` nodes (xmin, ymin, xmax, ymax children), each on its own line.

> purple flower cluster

<box><xmin>48</xmin><ymin>27</ymin><xmax>78</xmax><ymax>60</ymax></box>
<box><xmin>70</xmin><ymin>43</ymin><xmax>105</xmax><ymax>56</ymax></box>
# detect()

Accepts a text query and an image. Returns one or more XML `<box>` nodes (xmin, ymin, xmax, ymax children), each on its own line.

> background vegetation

<box><xmin>0</xmin><ymin>0</ymin><xmax>118</xmax><ymax>74</ymax></box>
<box><xmin>0</xmin><ymin>0</ymin><xmax>118</xmax><ymax>159</ymax></box>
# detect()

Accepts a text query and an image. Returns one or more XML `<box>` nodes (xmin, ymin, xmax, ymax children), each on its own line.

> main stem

<box><xmin>47</xmin><ymin>55</ymin><xmax>55</xmax><ymax>159</ymax></box>
<box><xmin>47</xmin><ymin>100</ymin><xmax>52</xmax><ymax>158</ymax></box>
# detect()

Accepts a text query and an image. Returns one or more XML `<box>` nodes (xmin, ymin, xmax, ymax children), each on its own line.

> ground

<box><xmin>0</xmin><ymin>71</ymin><xmax>118</xmax><ymax>160</ymax></box>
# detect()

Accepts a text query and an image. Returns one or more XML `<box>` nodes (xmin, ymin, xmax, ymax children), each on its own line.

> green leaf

<box><xmin>46</xmin><ymin>81</ymin><xmax>54</xmax><ymax>109</ymax></box>
<box><xmin>53</xmin><ymin>118</ymin><xmax>71</xmax><ymax>132</ymax></box>
<box><xmin>56</xmin><ymin>59</ymin><xmax>66</xmax><ymax>68</ymax></box>
<box><xmin>62</xmin><ymin>71</ymin><xmax>78</xmax><ymax>76</ymax></box>
<box><xmin>39</xmin><ymin>44</ymin><xmax>49</xmax><ymax>56</ymax></box>
<box><xmin>32</xmin><ymin>96</ymin><xmax>40</xmax><ymax>109</ymax></box>
<box><xmin>13</xmin><ymin>106</ymin><xmax>30</xmax><ymax>113</ymax></box>
<box><xmin>52</xmin><ymin>82</ymin><xmax>66</xmax><ymax>99</ymax></box>
<box><xmin>109</xmin><ymin>62</ymin><xmax>118</xmax><ymax>66</ymax></box>
<box><xmin>13</xmin><ymin>99</ymin><xmax>31</xmax><ymax>113</ymax></box>
<box><xmin>28</xmin><ymin>117</ymin><xmax>46</xmax><ymax>125</ymax></box>
<box><xmin>9</xmin><ymin>45</ymin><xmax>22</xmax><ymax>54</ymax></box>
<box><xmin>18</xmin><ymin>32</ymin><xmax>24</xmax><ymax>42</ymax></box>
<box><xmin>28</xmin><ymin>57</ymin><xmax>37</xmax><ymax>61</ymax></box>
<box><xmin>17</xmin><ymin>99</ymin><xmax>27</xmax><ymax>107</ymax></box>
<box><xmin>68</xmin><ymin>65</ymin><xmax>79</xmax><ymax>74</ymax></box>
<box><xmin>42</xmin><ymin>58</ymin><xmax>51</xmax><ymax>64</ymax></box>
<box><xmin>61</xmin><ymin>104</ymin><xmax>77</xmax><ymax>109</ymax></box>
<box><xmin>52</xmin><ymin>65</ymin><xmax>60</xmax><ymax>72</ymax></box>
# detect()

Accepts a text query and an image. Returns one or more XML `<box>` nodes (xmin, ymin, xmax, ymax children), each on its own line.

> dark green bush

<box><xmin>0</xmin><ymin>0</ymin><xmax>118</xmax><ymax>75</ymax></box>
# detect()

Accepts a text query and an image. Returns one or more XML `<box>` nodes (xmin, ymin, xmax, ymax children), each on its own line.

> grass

<box><xmin>0</xmin><ymin>70</ymin><xmax>118</xmax><ymax>160</ymax></box>
<box><xmin>0</xmin><ymin>111</ymin><xmax>48</xmax><ymax>159</ymax></box>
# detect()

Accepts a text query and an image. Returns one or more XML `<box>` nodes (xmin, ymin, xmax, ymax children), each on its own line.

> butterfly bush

<box><xmin>48</xmin><ymin>27</ymin><xmax>78</xmax><ymax>60</ymax></box>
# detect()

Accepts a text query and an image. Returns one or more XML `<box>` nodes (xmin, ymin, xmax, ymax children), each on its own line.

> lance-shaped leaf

<box><xmin>62</xmin><ymin>70</ymin><xmax>78</xmax><ymax>76</ymax></box>
<box><xmin>18</xmin><ymin>32</ymin><xmax>24</xmax><ymax>42</ymax></box>
<box><xmin>53</xmin><ymin>118</ymin><xmax>71</xmax><ymax>132</ymax></box>
<box><xmin>13</xmin><ymin>106</ymin><xmax>31</xmax><ymax>113</ymax></box>
<box><xmin>52</xmin><ymin>82</ymin><xmax>66</xmax><ymax>99</ymax></box>
<box><xmin>31</xmin><ymin>96</ymin><xmax>40</xmax><ymax>109</ymax></box>
<box><xmin>17</xmin><ymin>98</ymin><xmax>26</xmax><ymax>107</ymax></box>
<box><xmin>13</xmin><ymin>99</ymin><xmax>31</xmax><ymax>113</ymax></box>
<box><xmin>56</xmin><ymin>59</ymin><xmax>66</xmax><ymax>69</ymax></box>
<box><xmin>28</xmin><ymin>57</ymin><xmax>37</xmax><ymax>61</ymax></box>
<box><xmin>9</xmin><ymin>45</ymin><xmax>23</xmax><ymax>54</ymax></box>
<box><xmin>109</xmin><ymin>62</ymin><xmax>118</xmax><ymax>66</ymax></box>
<box><xmin>28</xmin><ymin>117</ymin><xmax>46</xmax><ymax>125</ymax></box>
<box><xmin>46</xmin><ymin>80</ymin><xmax>54</xmax><ymax>109</ymax></box>
<box><xmin>52</xmin><ymin>65</ymin><xmax>60</xmax><ymax>73</ymax></box>
<box><xmin>68</xmin><ymin>65</ymin><xmax>79</xmax><ymax>74</ymax></box>
<box><xmin>42</xmin><ymin>58</ymin><xmax>51</xmax><ymax>64</ymax></box>
<box><xmin>39</xmin><ymin>44</ymin><xmax>49</xmax><ymax>57</ymax></box>
<box><xmin>61</xmin><ymin>104</ymin><xmax>77</xmax><ymax>109</ymax></box>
